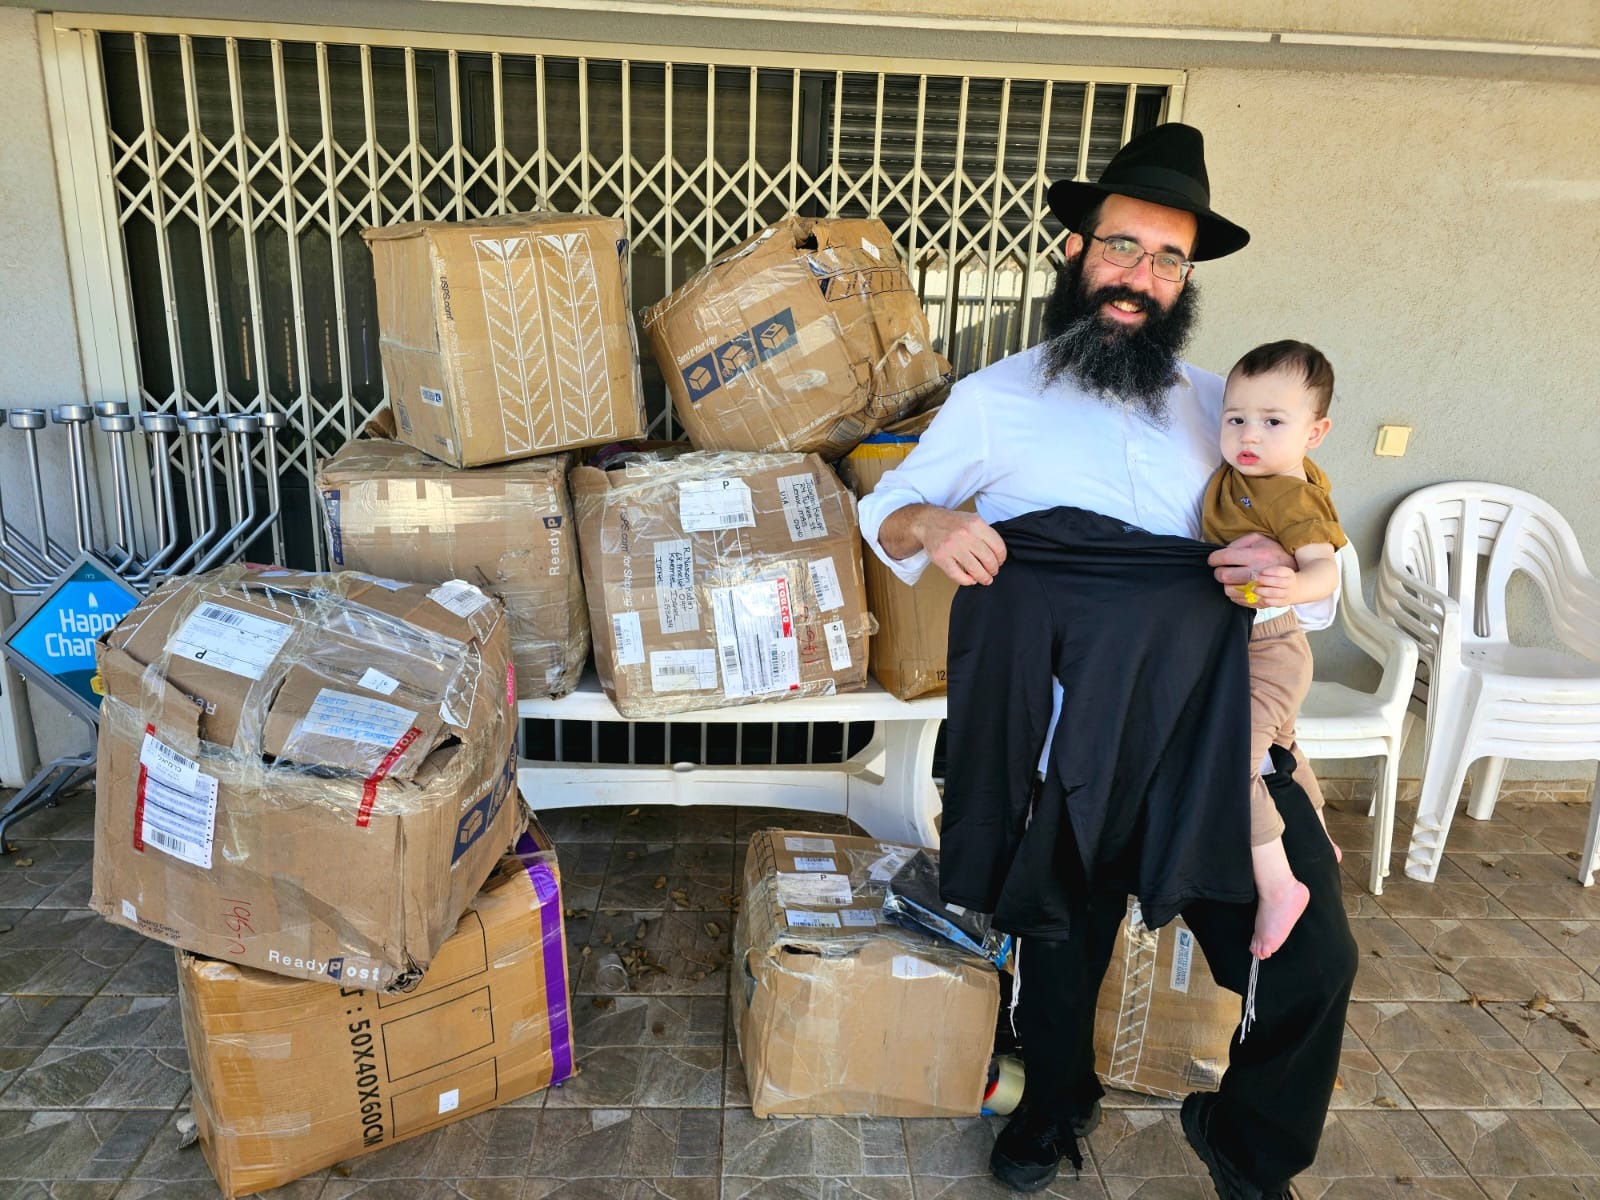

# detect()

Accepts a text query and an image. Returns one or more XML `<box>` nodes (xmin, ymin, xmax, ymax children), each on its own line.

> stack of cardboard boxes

<box><xmin>89</xmin><ymin>565</ymin><xmax>575</xmax><ymax>1195</ymax></box>
<box><xmin>80</xmin><ymin>208</ymin><xmax>1234</xmax><ymax>1190</ymax></box>
<box><xmin>338</xmin><ymin>208</ymin><xmax>958</xmax><ymax>716</ymax></box>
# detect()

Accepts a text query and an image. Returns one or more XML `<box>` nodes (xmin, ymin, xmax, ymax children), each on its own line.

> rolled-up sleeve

<box><xmin>857</xmin><ymin>383</ymin><xmax>991</xmax><ymax>587</ymax></box>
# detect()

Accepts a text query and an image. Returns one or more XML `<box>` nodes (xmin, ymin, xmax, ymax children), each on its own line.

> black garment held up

<box><xmin>940</xmin><ymin>505</ymin><xmax>1257</xmax><ymax>937</ymax></box>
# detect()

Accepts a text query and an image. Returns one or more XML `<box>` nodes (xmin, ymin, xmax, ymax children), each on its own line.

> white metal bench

<box><xmin>516</xmin><ymin>673</ymin><xmax>947</xmax><ymax>847</ymax></box>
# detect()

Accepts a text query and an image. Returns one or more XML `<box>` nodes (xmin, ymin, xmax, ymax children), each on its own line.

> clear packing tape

<box><xmin>318</xmin><ymin>422</ymin><xmax>590</xmax><ymax>700</ymax></box>
<box><xmin>99</xmin><ymin>564</ymin><xmax>509</xmax><ymax>793</ymax></box>
<box><xmin>731</xmin><ymin>831</ymin><xmax>999</xmax><ymax>1118</ymax></box>
<box><xmin>641</xmin><ymin>215</ymin><xmax>951</xmax><ymax>458</ymax></box>
<box><xmin>573</xmin><ymin>448</ymin><xmax>876</xmax><ymax>718</ymax></box>
<box><xmin>89</xmin><ymin>564</ymin><xmax>521</xmax><ymax>991</ymax></box>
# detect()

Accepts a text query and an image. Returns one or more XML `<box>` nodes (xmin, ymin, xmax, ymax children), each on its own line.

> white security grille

<box><xmin>44</xmin><ymin>15</ymin><xmax>1183</xmax><ymax>570</ymax></box>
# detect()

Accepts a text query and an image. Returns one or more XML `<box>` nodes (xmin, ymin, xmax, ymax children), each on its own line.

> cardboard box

<box><xmin>572</xmin><ymin>449</ymin><xmax>872</xmax><ymax>717</ymax></box>
<box><xmin>318</xmin><ymin>413</ymin><xmax>589</xmax><ymax>699</ymax></box>
<box><xmin>641</xmin><ymin>216</ymin><xmax>948</xmax><ymax>458</ymax></box>
<box><xmin>1094</xmin><ymin>900</ymin><xmax>1239</xmax><ymax>1098</ymax></box>
<box><xmin>733</xmin><ymin>830</ymin><xmax>998</xmax><ymax>1118</ymax></box>
<box><xmin>836</xmin><ymin>404</ymin><xmax>962</xmax><ymax>699</ymax></box>
<box><xmin>363</xmin><ymin>212</ymin><xmax>647</xmax><ymax>467</ymax></box>
<box><xmin>90</xmin><ymin>565</ymin><xmax>520</xmax><ymax>988</ymax></box>
<box><xmin>180</xmin><ymin>824</ymin><xmax>574</xmax><ymax>1198</ymax></box>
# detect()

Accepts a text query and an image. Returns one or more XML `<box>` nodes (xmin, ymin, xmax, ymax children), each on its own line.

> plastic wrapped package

<box><xmin>835</xmin><ymin>402</ymin><xmax>962</xmax><ymax>699</ymax></box>
<box><xmin>1094</xmin><ymin>899</ymin><xmax>1239</xmax><ymax>1098</ymax></box>
<box><xmin>732</xmin><ymin>830</ymin><xmax>998</xmax><ymax>1118</ymax></box>
<box><xmin>641</xmin><ymin>216</ymin><xmax>950</xmax><ymax>458</ymax></box>
<box><xmin>318</xmin><ymin>414</ymin><xmax>589</xmax><ymax>699</ymax></box>
<box><xmin>881</xmin><ymin>848</ymin><xmax>1011</xmax><ymax>968</ymax></box>
<box><xmin>363</xmin><ymin>211</ymin><xmax>647</xmax><ymax>467</ymax></box>
<box><xmin>179</xmin><ymin>825</ymin><xmax>573</xmax><ymax>1198</ymax></box>
<box><xmin>89</xmin><ymin>565</ymin><xmax>521</xmax><ymax>988</ymax></box>
<box><xmin>573</xmin><ymin>449</ymin><xmax>873</xmax><ymax>717</ymax></box>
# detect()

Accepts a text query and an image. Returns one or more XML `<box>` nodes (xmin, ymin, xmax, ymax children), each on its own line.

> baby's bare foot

<box><xmin>1251</xmin><ymin>878</ymin><xmax>1310</xmax><ymax>959</ymax></box>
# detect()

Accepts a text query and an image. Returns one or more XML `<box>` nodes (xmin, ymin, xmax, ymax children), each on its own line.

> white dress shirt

<box><xmin>857</xmin><ymin>344</ymin><xmax>1337</xmax><ymax>770</ymax></box>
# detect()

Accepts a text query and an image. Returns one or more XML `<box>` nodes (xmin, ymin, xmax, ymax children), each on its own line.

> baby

<box><xmin>1201</xmin><ymin>340</ymin><xmax>1346</xmax><ymax>960</ymax></box>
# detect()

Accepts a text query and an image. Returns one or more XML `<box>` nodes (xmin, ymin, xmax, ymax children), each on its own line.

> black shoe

<box><xmin>989</xmin><ymin>1105</ymin><xmax>1084</xmax><ymax>1193</ymax></box>
<box><xmin>1180</xmin><ymin>1092</ymin><xmax>1291</xmax><ymax>1200</ymax></box>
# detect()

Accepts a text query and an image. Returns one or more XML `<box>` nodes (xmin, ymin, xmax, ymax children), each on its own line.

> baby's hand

<box><xmin>1250</xmin><ymin>565</ymin><xmax>1296</xmax><ymax>604</ymax></box>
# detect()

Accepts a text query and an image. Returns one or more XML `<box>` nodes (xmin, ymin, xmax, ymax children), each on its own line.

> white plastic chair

<box><xmin>1297</xmin><ymin>545</ymin><xmax>1419</xmax><ymax>896</ymax></box>
<box><xmin>1375</xmin><ymin>483</ymin><xmax>1600</xmax><ymax>884</ymax></box>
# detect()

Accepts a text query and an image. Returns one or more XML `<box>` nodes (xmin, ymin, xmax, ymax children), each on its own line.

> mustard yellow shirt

<box><xmin>1201</xmin><ymin>457</ymin><xmax>1347</xmax><ymax>554</ymax></box>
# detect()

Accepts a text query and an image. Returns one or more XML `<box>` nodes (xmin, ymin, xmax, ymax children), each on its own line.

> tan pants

<box><xmin>1246</xmin><ymin>611</ymin><xmax>1325</xmax><ymax>845</ymax></box>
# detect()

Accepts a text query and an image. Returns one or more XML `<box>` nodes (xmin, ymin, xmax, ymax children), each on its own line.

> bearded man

<box><xmin>859</xmin><ymin>124</ymin><xmax>1357</xmax><ymax>1200</ymax></box>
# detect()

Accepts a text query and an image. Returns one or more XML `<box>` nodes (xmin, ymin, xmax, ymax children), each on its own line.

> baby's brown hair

<box><xmin>1231</xmin><ymin>340</ymin><xmax>1335</xmax><ymax>418</ymax></box>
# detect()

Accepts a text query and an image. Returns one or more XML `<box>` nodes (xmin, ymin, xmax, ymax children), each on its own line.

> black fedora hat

<box><xmin>1046</xmin><ymin>123</ymin><xmax>1249</xmax><ymax>261</ymax></box>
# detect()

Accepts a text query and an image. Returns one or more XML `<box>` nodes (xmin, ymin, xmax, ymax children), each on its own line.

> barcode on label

<box><xmin>649</xmin><ymin>649</ymin><xmax>717</xmax><ymax>693</ymax></box>
<box><xmin>611</xmin><ymin>611</ymin><xmax>645</xmax><ymax>667</ymax></box>
<box><xmin>169</xmin><ymin>603</ymin><xmax>293</xmax><ymax>680</ymax></box>
<box><xmin>784</xmin><ymin>909</ymin><xmax>842</xmax><ymax>929</ymax></box>
<box><xmin>808</xmin><ymin>558</ymin><xmax>846</xmax><ymax>611</ymax></box>
<box><xmin>823</xmin><ymin>620</ymin><xmax>851</xmax><ymax>672</ymax></box>
<box><xmin>678</xmin><ymin>478</ymin><xmax>756</xmax><ymax>532</ymax></box>
<box><xmin>427</xmin><ymin>580</ymin><xmax>492</xmax><ymax>618</ymax></box>
<box><xmin>1170</xmin><ymin>927</ymin><xmax>1195</xmax><ymax>994</ymax></box>
<box><xmin>138</xmin><ymin>765</ymin><xmax>219</xmax><ymax>870</ymax></box>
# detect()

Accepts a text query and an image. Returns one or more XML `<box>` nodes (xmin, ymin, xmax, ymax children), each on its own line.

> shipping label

<box><xmin>823</xmin><ymin>620</ymin><xmax>851</xmax><ymax>671</ymax></box>
<box><xmin>611</xmin><ymin>611</ymin><xmax>645</xmax><ymax>666</ymax></box>
<box><xmin>1170</xmin><ymin>927</ymin><xmax>1195</xmax><ymax>994</ymax></box>
<box><xmin>867</xmin><ymin>845</ymin><xmax>915</xmax><ymax>881</ymax></box>
<box><xmin>784</xmin><ymin>836</ymin><xmax>836</xmax><ymax>854</ymax></box>
<box><xmin>427</xmin><ymin>579</ymin><xmax>493</xmax><ymax>618</ymax></box>
<box><xmin>168</xmin><ymin>603</ymin><xmax>293</xmax><ymax>680</ymax></box>
<box><xmin>653</xmin><ymin>539</ymin><xmax>699</xmax><ymax>634</ymax></box>
<box><xmin>808</xmin><ymin>557</ymin><xmax>845</xmax><ymax>611</ymax></box>
<box><xmin>709</xmin><ymin>578</ymin><xmax>800</xmax><ymax>699</ymax></box>
<box><xmin>777</xmin><ymin>474</ymin><xmax>828</xmax><ymax>541</ymax></box>
<box><xmin>137</xmin><ymin>733</ymin><xmax>218</xmax><ymax>869</ymax></box>
<box><xmin>678</xmin><ymin>479</ymin><xmax>756</xmax><ymax>532</ymax></box>
<box><xmin>358</xmin><ymin>668</ymin><xmax>401</xmax><ymax>696</ymax></box>
<box><xmin>840</xmin><ymin>908</ymin><xmax>879</xmax><ymax>927</ymax></box>
<box><xmin>784</xmin><ymin>909</ymin><xmax>842</xmax><ymax>929</ymax></box>
<box><xmin>792</xmin><ymin>855</ymin><xmax>837</xmax><ymax>872</ymax></box>
<box><xmin>892</xmin><ymin>955</ymin><xmax>944</xmax><ymax>980</ymax></box>
<box><xmin>297</xmin><ymin>689</ymin><xmax>419</xmax><ymax>749</ymax></box>
<box><xmin>649</xmin><ymin>649</ymin><xmax>718</xmax><ymax>693</ymax></box>
<box><xmin>775</xmin><ymin>871</ymin><xmax>854</xmax><ymax>907</ymax></box>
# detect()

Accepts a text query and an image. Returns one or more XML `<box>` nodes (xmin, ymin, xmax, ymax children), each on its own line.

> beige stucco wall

<box><xmin>1179</xmin><ymin>68</ymin><xmax>1600</xmax><ymax>775</ymax></box>
<box><xmin>0</xmin><ymin>7</ymin><xmax>95</xmax><ymax>777</ymax></box>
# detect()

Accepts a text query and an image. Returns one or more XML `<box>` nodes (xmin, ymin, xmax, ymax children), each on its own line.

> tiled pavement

<box><xmin>3</xmin><ymin>783</ymin><xmax>1600</xmax><ymax>1198</ymax></box>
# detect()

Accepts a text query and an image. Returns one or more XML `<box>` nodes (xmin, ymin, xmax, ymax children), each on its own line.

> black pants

<box><xmin>1015</xmin><ymin>745</ymin><xmax>1358</xmax><ymax>1189</ymax></box>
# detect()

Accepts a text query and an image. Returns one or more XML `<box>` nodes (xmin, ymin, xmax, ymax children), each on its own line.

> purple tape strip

<box><xmin>518</xmin><ymin>830</ymin><xmax>575</xmax><ymax>1085</ymax></box>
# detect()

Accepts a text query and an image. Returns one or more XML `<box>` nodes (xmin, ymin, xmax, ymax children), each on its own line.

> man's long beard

<box><xmin>1034</xmin><ymin>251</ymin><xmax>1200</xmax><ymax>425</ymax></box>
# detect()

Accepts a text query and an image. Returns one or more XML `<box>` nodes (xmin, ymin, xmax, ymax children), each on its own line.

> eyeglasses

<box><xmin>1085</xmin><ymin>233</ymin><xmax>1194</xmax><ymax>283</ymax></box>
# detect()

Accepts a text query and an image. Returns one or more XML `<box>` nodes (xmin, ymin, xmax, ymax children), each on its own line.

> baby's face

<box><xmin>1220</xmin><ymin>368</ymin><xmax>1331</xmax><ymax>477</ymax></box>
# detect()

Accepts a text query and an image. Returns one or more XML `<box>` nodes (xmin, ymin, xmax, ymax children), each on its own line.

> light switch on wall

<box><xmin>1375</xmin><ymin>425</ymin><xmax>1412</xmax><ymax>457</ymax></box>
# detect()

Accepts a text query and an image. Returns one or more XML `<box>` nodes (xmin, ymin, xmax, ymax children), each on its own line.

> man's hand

<box><xmin>1208</xmin><ymin>532</ymin><xmax>1295</xmax><ymax>608</ymax></box>
<box><xmin>880</xmin><ymin>503</ymin><xmax>1007</xmax><ymax>586</ymax></box>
